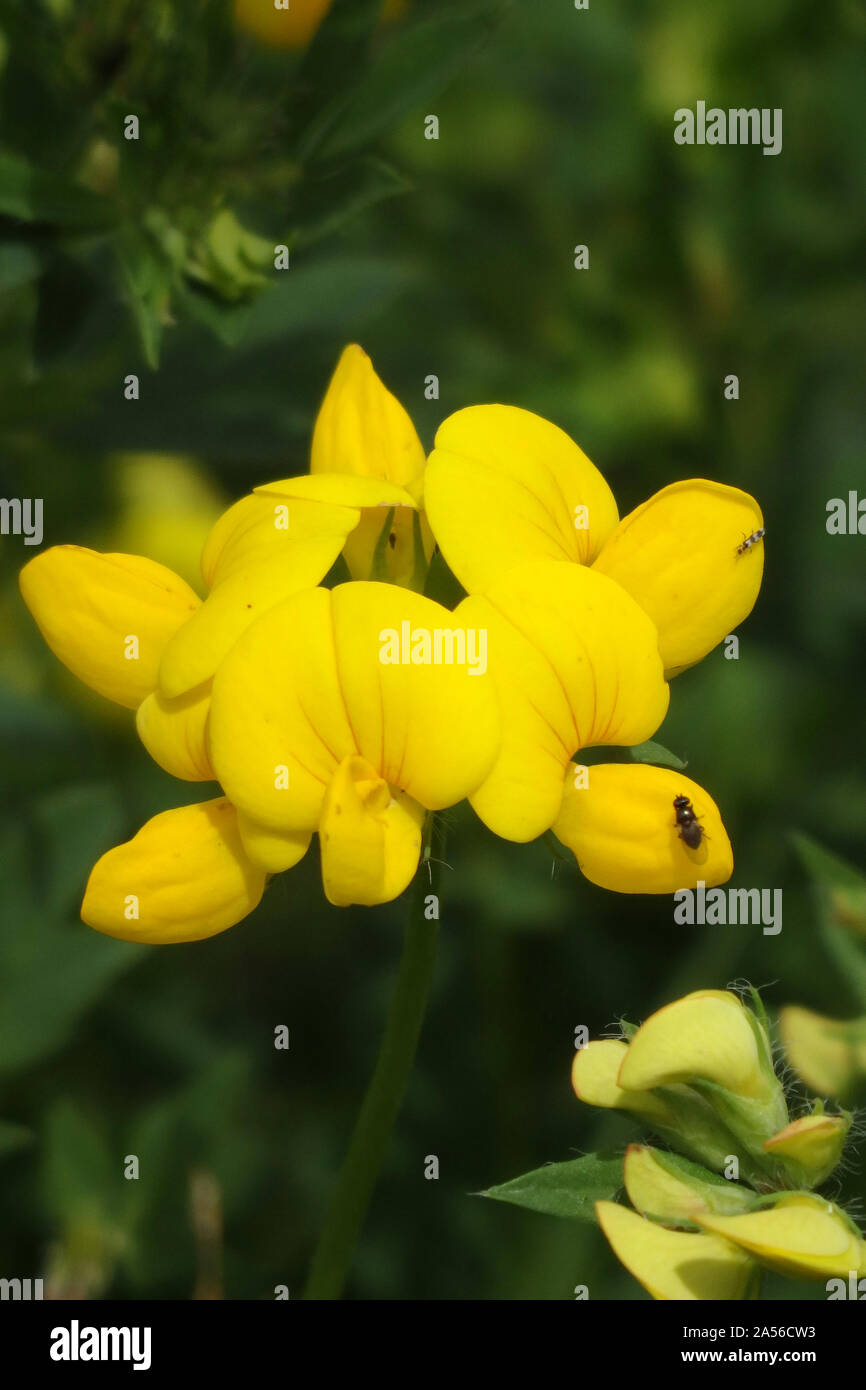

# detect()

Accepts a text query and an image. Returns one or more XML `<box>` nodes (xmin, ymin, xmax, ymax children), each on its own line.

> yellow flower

<box><xmin>595</xmin><ymin>1200</ymin><xmax>757</xmax><ymax>1300</ymax></box>
<box><xmin>779</xmin><ymin>1005</ymin><xmax>866</xmax><ymax>1099</ymax></box>
<box><xmin>695</xmin><ymin>1194</ymin><xmax>866</xmax><ymax>1282</ymax></box>
<box><xmin>234</xmin><ymin>0</ymin><xmax>405</xmax><ymax>52</ymax></box>
<box><xmin>454</xmin><ymin>560</ymin><xmax>671</xmax><ymax>844</ymax></box>
<box><xmin>553</xmin><ymin>763</ymin><xmax>733</xmax><ymax>893</ymax></box>
<box><xmin>308</xmin><ymin>343</ymin><xmax>434</xmax><ymax>585</ymax></box>
<box><xmin>623</xmin><ymin>1144</ymin><xmax>759</xmax><ymax>1226</ymax></box>
<box><xmin>425</xmin><ymin>404</ymin><xmax>764</xmax><ymax>676</ymax></box>
<box><xmin>208</xmin><ymin>582</ymin><xmax>499</xmax><ymax>904</ymax></box>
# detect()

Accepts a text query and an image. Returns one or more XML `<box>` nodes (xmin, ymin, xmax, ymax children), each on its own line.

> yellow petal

<box><xmin>424</xmin><ymin>405</ymin><xmax>619</xmax><ymax>594</ymax></box>
<box><xmin>236</xmin><ymin>812</ymin><xmax>311</xmax><ymax>874</ymax></box>
<box><xmin>553</xmin><ymin>763</ymin><xmax>733</xmax><ymax>893</ymax></box>
<box><xmin>251</xmin><ymin>476</ymin><xmax>430</xmax><ymax>587</ymax></box>
<box><xmin>571</xmin><ymin>1040</ymin><xmax>676</xmax><ymax>1124</ymax></box>
<box><xmin>136</xmin><ymin>685</ymin><xmax>214</xmax><ymax>782</ymax></box>
<box><xmin>458</xmin><ymin>562</ymin><xmax>669</xmax><ymax>842</ymax></box>
<box><xmin>779</xmin><ymin>1006</ymin><xmax>866</xmax><ymax>1099</ymax></box>
<box><xmin>319</xmin><ymin>755</ymin><xmax>425</xmax><ymax>906</ymax></box>
<box><xmin>695</xmin><ymin>1196</ymin><xmax>866</xmax><ymax>1281</ymax></box>
<box><xmin>596</xmin><ymin>1200</ymin><xmax>756</xmax><ymax>1300</ymax></box>
<box><xmin>624</xmin><ymin>1145</ymin><xmax>758</xmax><ymax>1225</ymax></box>
<box><xmin>81</xmin><ymin>798</ymin><xmax>266</xmax><ymax>944</ymax></box>
<box><xmin>254</xmin><ymin>473</ymin><xmax>418</xmax><ymax>512</ymax></box>
<box><xmin>200</xmin><ymin>490</ymin><xmax>359</xmax><ymax>591</ymax></box>
<box><xmin>763</xmin><ymin>1114</ymin><xmax>850</xmax><ymax>1186</ymax></box>
<box><xmin>19</xmin><ymin>547</ymin><xmax>201</xmax><ymax>709</ymax></box>
<box><xmin>592</xmin><ymin>480</ymin><xmax>764</xmax><ymax>675</ymax></box>
<box><xmin>618</xmin><ymin>991</ymin><xmax>767</xmax><ymax>1100</ymax></box>
<box><xmin>208</xmin><ymin>583</ymin><xmax>500</xmax><ymax>835</ymax></box>
<box><xmin>311</xmin><ymin>344</ymin><xmax>426</xmax><ymax>503</ymax></box>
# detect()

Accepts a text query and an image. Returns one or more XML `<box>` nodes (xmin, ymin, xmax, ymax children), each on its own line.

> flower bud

<box><xmin>618</xmin><ymin>989</ymin><xmax>788</xmax><ymax>1156</ymax></box>
<box><xmin>624</xmin><ymin>1145</ymin><xmax>760</xmax><ymax>1227</ymax></box>
<box><xmin>779</xmin><ymin>1005</ymin><xmax>866</xmax><ymax>1100</ymax></box>
<box><xmin>762</xmin><ymin>1111</ymin><xmax>851</xmax><ymax>1188</ymax></box>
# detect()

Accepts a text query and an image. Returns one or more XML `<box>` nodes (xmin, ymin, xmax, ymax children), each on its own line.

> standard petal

<box><xmin>592</xmin><ymin>480</ymin><xmax>764</xmax><ymax>675</ymax></box>
<box><xmin>424</xmin><ymin>404</ymin><xmax>619</xmax><ymax>594</ymax></box>
<box><xmin>596</xmin><ymin>1201</ymin><xmax>756</xmax><ymax>1301</ymax></box>
<box><xmin>81</xmin><ymin>798</ymin><xmax>266</xmax><ymax>944</ymax></box>
<box><xmin>208</xmin><ymin>583</ymin><xmax>500</xmax><ymax>835</ymax></box>
<box><xmin>618</xmin><ymin>991</ymin><xmax>766</xmax><ymax>1099</ymax></box>
<box><xmin>319</xmin><ymin>755</ymin><xmax>425</xmax><ymax>907</ymax></box>
<box><xmin>311</xmin><ymin>343</ymin><xmax>427</xmax><ymax>502</ymax></box>
<box><xmin>19</xmin><ymin>547</ymin><xmax>200</xmax><ymax>709</ymax></box>
<box><xmin>695</xmin><ymin>1196</ymin><xmax>866</xmax><ymax>1281</ymax></box>
<box><xmin>552</xmin><ymin>763</ymin><xmax>733</xmax><ymax>893</ymax></box>
<box><xmin>458</xmin><ymin>562</ymin><xmax>669</xmax><ymax>842</ymax></box>
<box><xmin>136</xmin><ymin>685</ymin><xmax>214</xmax><ymax>781</ymax></box>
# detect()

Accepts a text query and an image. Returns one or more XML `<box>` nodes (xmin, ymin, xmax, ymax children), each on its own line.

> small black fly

<box><xmin>673</xmin><ymin>794</ymin><xmax>703</xmax><ymax>850</ymax></box>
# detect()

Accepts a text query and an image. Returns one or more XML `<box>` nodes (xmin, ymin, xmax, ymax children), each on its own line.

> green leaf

<box><xmin>627</xmin><ymin>739</ymin><xmax>688</xmax><ymax>770</ymax></box>
<box><xmin>482</xmin><ymin>1153</ymin><xmax>623</xmax><ymax>1220</ymax></box>
<box><xmin>316</xmin><ymin>0</ymin><xmax>508</xmax><ymax>161</ymax></box>
<box><xmin>0</xmin><ymin>151</ymin><xmax>112</xmax><ymax>227</ymax></box>
<box><xmin>293</xmin><ymin>156</ymin><xmax>411</xmax><ymax>247</ymax></box>
<box><xmin>116</xmin><ymin>231</ymin><xmax>176</xmax><ymax>368</ymax></box>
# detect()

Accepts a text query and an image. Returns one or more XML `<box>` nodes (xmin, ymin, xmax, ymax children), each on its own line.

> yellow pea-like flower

<box><xmin>208</xmin><ymin>582</ymin><xmax>499</xmax><ymax>905</ymax></box>
<box><xmin>618</xmin><ymin>990</ymin><xmax>770</xmax><ymax>1100</ymax></box>
<box><xmin>456</xmin><ymin>561</ymin><xmax>670</xmax><ymax>843</ymax></box>
<box><xmin>19</xmin><ymin>546</ymin><xmax>201</xmax><ymax>710</ymax></box>
<box><xmin>623</xmin><ymin>1145</ymin><xmax>759</xmax><ymax>1226</ymax></box>
<box><xmin>595</xmin><ymin>1200</ymin><xmax>757</xmax><ymax>1301</ymax></box>
<box><xmin>309</xmin><ymin>344</ymin><xmax>434</xmax><ymax>585</ymax></box>
<box><xmin>424</xmin><ymin>404</ymin><xmax>764</xmax><ymax>676</ymax></box>
<box><xmin>81</xmin><ymin>799</ymin><xmax>267</xmax><ymax>944</ymax></box>
<box><xmin>695</xmin><ymin>1194</ymin><xmax>866</xmax><ymax>1282</ymax></box>
<box><xmin>553</xmin><ymin>762</ymin><xmax>733</xmax><ymax>894</ymax></box>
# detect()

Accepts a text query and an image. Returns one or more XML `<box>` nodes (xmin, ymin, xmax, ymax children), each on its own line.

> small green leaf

<box><xmin>317</xmin><ymin>0</ymin><xmax>508</xmax><ymax>161</ymax></box>
<box><xmin>627</xmin><ymin>740</ymin><xmax>688</xmax><ymax>770</ymax></box>
<box><xmin>293</xmin><ymin>156</ymin><xmax>411</xmax><ymax>247</ymax></box>
<box><xmin>482</xmin><ymin>1153</ymin><xmax>623</xmax><ymax>1220</ymax></box>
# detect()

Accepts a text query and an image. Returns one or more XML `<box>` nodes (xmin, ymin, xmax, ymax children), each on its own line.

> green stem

<box><xmin>303</xmin><ymin>817</ymin><xmax>442</xmax><ymax>1300</ymax></box>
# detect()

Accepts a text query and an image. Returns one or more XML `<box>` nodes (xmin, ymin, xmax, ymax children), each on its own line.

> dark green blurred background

<box><xmin>1</xmin><ymin>0</ymin><xmax>865</xmax><ymax>1299</ymax></box>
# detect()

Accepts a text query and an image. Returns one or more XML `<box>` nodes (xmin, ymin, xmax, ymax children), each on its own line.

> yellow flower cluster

<box><xmin>574</xmin><ymin>990</ymin><xmax>860</xmax><ymax>1299</ymax></box>
<box><xmin>20</xmin><ymin>346</ymin><xmax>764</xmax><ymax>942</ymax></box>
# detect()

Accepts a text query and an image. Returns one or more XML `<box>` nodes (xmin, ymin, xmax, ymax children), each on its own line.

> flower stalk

<box><xmin>303</xmin><ymin>814</ymin><xmax>442</xmax><ymax>1299</ymax></box>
